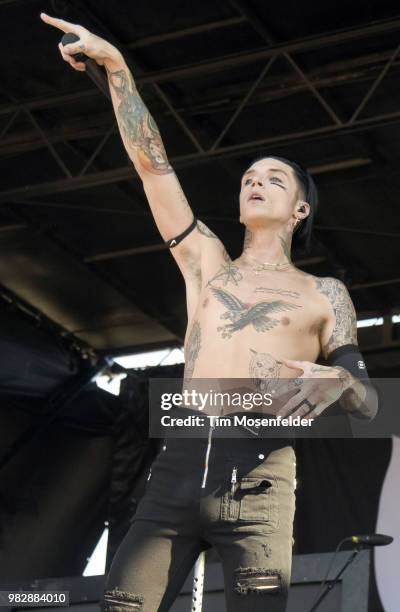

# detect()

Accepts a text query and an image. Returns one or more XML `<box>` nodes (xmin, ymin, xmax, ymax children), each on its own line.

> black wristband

<box><xmin>165</xmin><ymin>217</ymin><xmax>197</xmax><ymax>249</ymax></box>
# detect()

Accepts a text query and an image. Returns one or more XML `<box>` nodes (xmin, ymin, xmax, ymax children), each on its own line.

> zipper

<box><xmin>201</xmin><ymin>421</ymin><xmax>215</xmax><ymax>488</ymax></box>
<box><xmin>230</xmin><ymin>466</ymin><xmax>238</xmax><ymax>497</ymax></box>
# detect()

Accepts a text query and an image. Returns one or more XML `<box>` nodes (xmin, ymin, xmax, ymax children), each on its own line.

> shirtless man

<box><xmin>42</xmin><ymin>13</ymin><xmax>376</xmax><ymax>612</ymax></box>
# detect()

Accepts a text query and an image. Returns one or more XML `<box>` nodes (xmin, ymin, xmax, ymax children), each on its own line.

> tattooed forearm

<box><xmin>184</xmin><ymin>320</ymin><xmax>201</xmax><ymax>379</ymax></box>
<box><xmin>107</xmin><ymin>67</ymin><xmax>172</xmax><ymax>175</ymax></box>
<box><xmin>196</xmin><ymin>220</ymin><xmax>218</xmax><ymax>239</ymax></box>
<box><xmin>254</xmin><ymin>287</ymin><xmax>300</xmax><ymax>298</ymax></box>
<box><xmin>316</xmin><ymin>277</ymin><xmax>357</xmax><ymax>357</ymax></box>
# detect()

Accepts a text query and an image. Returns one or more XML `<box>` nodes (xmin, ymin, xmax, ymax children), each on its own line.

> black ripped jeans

<box><xmin>103</xmin><ymin>432</ymin><xmax>296</xmax><ymax>612</ymax></box>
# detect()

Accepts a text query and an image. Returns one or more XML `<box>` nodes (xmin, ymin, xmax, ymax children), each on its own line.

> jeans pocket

<box><xmin>221</xmin><ymin>475</ymin><xmax>279</xmax><ymax>529</ymax></box>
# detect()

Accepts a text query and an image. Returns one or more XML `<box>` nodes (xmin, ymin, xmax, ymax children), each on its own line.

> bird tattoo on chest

<box><xmin>209</xmin><ymin>285</ymin><xmax>301</xmax><ymax>339</ymax></box>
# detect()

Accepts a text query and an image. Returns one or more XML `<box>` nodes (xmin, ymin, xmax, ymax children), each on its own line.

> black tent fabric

<box><xmin>294</xmin><ymin>438</ymin><xmax>392</xmax><ymax>612</ymax></box>
<box><xmin>0</xmin><ymin>305</ymin><xmax>82</xmax><ymax>399</ymax></box>
<box><xmin>0</xmin><ymin>389</ymin><xmax>117</xmax><ymax>580</ymax></box>
<box><xmin>106</xmin><ymin>364</ymin><xmax>184</xmax><ymax>569</ymax></box>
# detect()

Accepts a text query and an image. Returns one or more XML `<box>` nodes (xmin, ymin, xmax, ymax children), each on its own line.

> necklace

<box><xmin>244</xmin><ymin>253</ymin><xmax>292</xmax><ymax>273</ymax></box>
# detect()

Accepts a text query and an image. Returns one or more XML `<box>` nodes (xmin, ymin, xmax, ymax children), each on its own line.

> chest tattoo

<box><xmin>207</xmin><ymin>262</ymin><xmax>243</xmax><ymax>287</ymax></box>
<box><xmin>254</xmin><ymin>287</ymin><xmax>300</xmax><ymax>299</ymax></box>
<box><xmin>210</xmin><ymin>285</ymin><xmax>301</xmax><ymax>339</ymax></box>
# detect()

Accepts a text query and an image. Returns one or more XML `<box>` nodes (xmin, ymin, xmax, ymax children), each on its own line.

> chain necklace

<box><xmin>244</xmin><ymin>252</ymin><xmax>292</xmax><ymax>273</ymax></box>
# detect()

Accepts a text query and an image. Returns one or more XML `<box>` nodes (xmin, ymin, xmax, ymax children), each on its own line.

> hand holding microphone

<box><xmin>40</xmin><ymin>12</ymin><xmax>120</xmax><ymax>69</ymax></box>
<box><xmin>40</xmin><ymin>13</ymin><xmax>124</xmax><ymax>99</ymax></box>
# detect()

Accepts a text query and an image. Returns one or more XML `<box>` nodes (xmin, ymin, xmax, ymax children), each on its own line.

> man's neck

<box><xmin>241</xmin><ymin>227</ymin><xmax>292</xmax><ymax>264</ymax></box>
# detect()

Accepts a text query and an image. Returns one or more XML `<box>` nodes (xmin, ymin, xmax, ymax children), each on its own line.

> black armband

<box><xmin>165</xmin><ymin>217</ymin><xmax>197</xmax><ymax>249</ymax></box>
<box><xmin>327</xmin><ymin>344</ymin><xmax>378</xmax><ymax>420</ymax></box>
<box><xmin>326</xmin><ymin>344</ymin><xmax>370</xmax><ymax>382</ymax></box>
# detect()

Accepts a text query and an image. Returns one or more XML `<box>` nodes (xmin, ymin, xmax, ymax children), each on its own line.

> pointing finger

<box><xmin>40</xmin><ymin>12</ymin><xmax>80</xmax><ymax>34</ymax></box>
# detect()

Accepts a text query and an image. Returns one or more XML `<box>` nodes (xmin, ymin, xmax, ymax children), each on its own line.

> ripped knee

<box><xmin>103</xmin><ymin>587</ymin><xmax>144</xmax><ymax>611</ymax></box>
<box><xmin>234</xmin><ymin>567</ymin><xmax>282</xmax><ymax>595</ymax></box>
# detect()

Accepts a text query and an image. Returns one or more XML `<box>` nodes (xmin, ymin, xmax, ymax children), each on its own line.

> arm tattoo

<box><xmin>197</xmin><ymin>220</ymin><xmax>218</xmax><ymax>239</ymax></box>
<box><xmin>315</xmin><ymin>277</ymin><xmax>357</xmax><ymax>357</ymax></box>
<box><xmin>184</xmin><ymin>320</ymin><xmax>201</xmax><ymax>380</ymax></box>
<box><xmin>107</xmin><ymin>67</ymin><xmax>172</xmax><ymax>175</ymax></box>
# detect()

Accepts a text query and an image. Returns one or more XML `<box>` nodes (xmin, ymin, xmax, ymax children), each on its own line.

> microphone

<box><xmin>346</xmin><ymin>534</ymin><xmax>393</xmax><ymax>547</ymax></box>
<box><xmin>61</xmin><ymin>33</ymin><xmax>111</xmax><ymax>100</ymax></box>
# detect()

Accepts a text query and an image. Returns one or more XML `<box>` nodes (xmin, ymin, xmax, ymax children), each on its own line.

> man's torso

<box><xmin>183</xmin><ymin>241</ymin><xmax>330</xmax><ymax>382</ymax></box>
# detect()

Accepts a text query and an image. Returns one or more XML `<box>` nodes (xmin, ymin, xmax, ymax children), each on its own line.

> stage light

<box><xmin>96</xmin><ymin>373</ymin><xmax>127</xmax><ymax>396</ymax></box>
<box><xmin>357</xmin><ymin>317</ymin><xmax>383</xmax><ymax>328</ymax></box>
<box><xmin>83</xmin><ymin>526</ymin><xmax>109</xmax><ymax>576</ymax></box>
<box><xmin>113</xmin><ymin>347</ymin><xmax>185</xmax><ymax>369</ymax></box>
<box><xmin>357</xmin><ymin>314</ymin><xmax>400</xmax><ymax>328</ymax></box>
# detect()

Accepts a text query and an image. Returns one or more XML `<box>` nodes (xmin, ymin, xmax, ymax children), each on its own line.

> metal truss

<box><xmin>0</xmin><ymin>14</ymin><xmax>400</xmax><ymax>202</ymax></box>
<box><xmin>1</xmin><ymin>4</ymin><xmax>399</xmax><ymax>350</ymax></box>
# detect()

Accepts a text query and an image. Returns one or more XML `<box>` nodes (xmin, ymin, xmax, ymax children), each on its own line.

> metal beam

<box><xmin>1</xmin><ymin>52</ymin><xmax>398</xmax><ymax>160</ymax></box>
<box><xmin>85</xmin><ymin>243</ymin><xmax>326</xmax><ymax>265</ymax></box>
<box><xmin>1</xmin><ymin>48</ymin><xmax>398</xmax><ymax>124</ymax></box>
<box><xmin>126</xmin><ymin>16</ymin><xmax>247</xmax><ymax>49</ymax></box>
<box><xmin>0</xmin><ymin>109</ymin><xmax>19</xmax><ymax>140</ymax></box>
<box><xmin>130</xmin><ymin>18</ymin><xmax>400</xmax><ymax>85</ymax></box>
<box><xmin>1</xmin><ymin>108</ymin><xmax>400</xmax><ymax>201</ymax></box>
<box><xmin>85</xmin><ymin>242</ymin><xmax>169</xmax><ymax>262</ymax></box>
<box><xmin>210</xmin><ymin>56</ymin><xmax>277</xmax><ymax>150</ymax></box>
<box><xmin>0</xmin><ymin>0</ymin><xmax>37</xmax><ymax>5</ymax></box>
<box><xmin>10</xmin><ymin>199</ymin><xmax>151</xmax><ymax>217</ymax></box>
<box><xmin>349</xmin><ymin>41</ymin><xmax>400</xmax><ymax>123</ymax></box>
<box><xmin>229</xmin><ymin>0</ymin><xmax>342</xmax><ymax>127</ymax></box>
<box><xmin>23</xmin><ymin>108</ymin><xmax>72</xmax><ymax>178</ymax></box>
<box><xmin>2</xmin><ymin>202</ymin><xmax>178</xmax><ymax>340</ymax></box>
<box><xmin>350</xmin><ymin>277</ymin><xmax>400</xmax><ymax>290</ymax></box>
<box><xmin>78</xmin><ymin>121</ymin><xmax>117</xmax><ymax>176</ymax></box>
<box><xmin>152</xmin><ymin>82</ymin><xmax>204</xmax><ymax>152</ymax></box>
<box><xmin>0</xmin><ymin>223</ymin><xmax>26</xmax><ymax>232</ymax></box>
<box><xmin>1</xmin><ymin>16</ymin><xmax>400</xmax><ymax>125</ymax></box>
<box><xmin>77</xmin><ymin>3</ymin><xmax>205</xmax><ymax>159</ymax></box>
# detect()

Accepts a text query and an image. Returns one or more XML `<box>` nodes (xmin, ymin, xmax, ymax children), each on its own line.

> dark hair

<box><xmin>245</xmin><ymin>154</ymin><xmax>318</xmax><ymax>253</ymax></box>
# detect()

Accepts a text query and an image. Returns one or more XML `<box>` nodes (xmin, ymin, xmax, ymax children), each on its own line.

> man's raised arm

<box><xmin>40</xmin><ymin>13</ymin><xmax>202</xmax><ymax>280</ymax></box>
